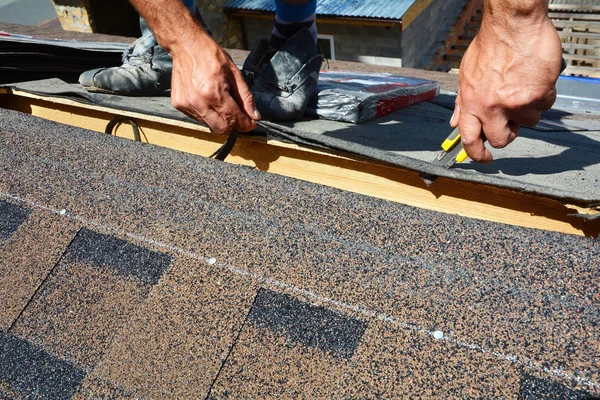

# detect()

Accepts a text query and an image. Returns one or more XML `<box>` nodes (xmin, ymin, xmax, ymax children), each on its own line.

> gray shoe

<box><xmin>243</xmin><ymin>28</ymin><xmax>323</xmax><ymax>121</ymax></box>
<box><xmin>79</xmin><ymin>14</ymin><xmax>211</xmax><ymax>96</ymax></box>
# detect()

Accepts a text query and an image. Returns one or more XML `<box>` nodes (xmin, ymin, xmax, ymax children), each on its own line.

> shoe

<box><xmin>79</xmin><ymin>13</ymin><xmax>211</xmax><ymax>96</ymax></box>
<box><xmin>243</xmin><ymin>28</ymin><xmax>323</xmax><ymax>121</ymax></box>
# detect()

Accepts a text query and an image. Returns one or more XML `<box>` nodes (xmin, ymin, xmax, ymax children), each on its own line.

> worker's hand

<box><xmin>450</xmin><ymin>16</ymin><xmax>563</xmax><ymax>163</ymax></box>
<box><xmin>169</xmin><ymin>28</ymin><xmax>260</xmax><ymax>135</ymax></box>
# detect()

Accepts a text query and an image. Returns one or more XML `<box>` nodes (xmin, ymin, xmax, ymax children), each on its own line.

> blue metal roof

<box><xmin>224</xmin><ymin>0</ymin><xmax>417</xmax><ymax>20</ymax></box>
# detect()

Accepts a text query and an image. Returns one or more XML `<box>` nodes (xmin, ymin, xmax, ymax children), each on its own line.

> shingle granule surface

<box><xmin>250</xmin><ymin>289</ymin><xmax>367</xmax><ymax>358</ymax></box>
<box><xmin>0</xmin><ymin>331</ymin><xmax>86</xmax><ymax>398</ymax></box>
<box><xmin>0</xmin><ymin>200</ymin><xmax>30</xmax><ymax>242</ymax></box>
<box><xmin>65</xmin><ymin>227</ymin><xmax>172</xmax><ymax>285</ymax></box>
<box><xmin>0</xmin><ymin>108</ymin><xmax>598</xmax><ymax>397</ymax></box>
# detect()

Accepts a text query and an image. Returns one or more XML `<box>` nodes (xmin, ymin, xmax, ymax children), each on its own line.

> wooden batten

<box><xmin>401</xmin><ymin>0</ymin><xmax>435</xmax><ymax>30</ymax></box>
<box><xmin>0</xmin><ymin>89</ymin><xmax>598</xmax><ymax>238</ymax></box>
<box><xmin>229</xmin><ymin>11</ymin><xmax>400</xmax><ymax>28</ymax></box>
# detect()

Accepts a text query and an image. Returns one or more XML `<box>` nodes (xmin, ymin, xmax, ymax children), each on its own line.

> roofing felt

<box><xmin>5</xmin><ymin>78</ymin><xmax>599</xmax><ymax>206</ymax></box>
<box><xmin>0</xmin><ymin>107</ymin><xmax>598</xmax><ymax>398</ymax></box>
<box><xmin>0</xmin><ymin>21</ymin><xmax>135</xmax><ymax>44</ymax></box>
<box><xmin>224</xmin><ymin>0</ymin><xmax>416</xmax><ymax>20</ymax></box>
<box><xmin>0</xmin><ymin>36</ymin><xmax>125</xmax><ymax>83</ymax></box>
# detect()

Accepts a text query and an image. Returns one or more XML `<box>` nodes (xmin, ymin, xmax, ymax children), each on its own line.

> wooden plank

<box><xmin>563</xmin><ymin>65</ymin><xmax>600</xmax><ymax>77</ymax></box>
<box><xmin>402</xmin><ymin>0</ymin><xmax>435</xmax><ymax>30</ymax></box>
<box><xmin>549</xmin><ymin>5</ymin><xmax>600</xmax><ymax>12</ymax></box>
<box><xmin>230</xmin><ymin>11</ymin><xmax>400</xmax><ymax>28</ymax></box>
<box><xmin>4</xmin><ymin>88</ymin><xmax>209</xmax><ymax>133</ymax></box>
<box><xmin>558</xmin><ymin>31</ymin><xmax>600</xmax><ymax>39</ymax></box>
<box><xmin>0</xmin><ymin>91</ymin><xmax>598</xmax><ymax>238</ymax></box>
<box><xmin>553</xmin><ymin>20</ymin><xmax>600</xmax><ymax>29</ymax></box>
<box><xmin>562</xmin><ymin>53</ymin><xmax>600</xmax><ymax>63</ymax></box>
<box><xmin>550</xmin><ymin>12</ymin><xmax>600</xmax><ymax>20</ymax></box>
<box><xmin>51</xmin><ymin>0</ymin><xmax>94</xmax><ymax>33</ymax></box>
<box><xmin>561</xmin><ymin>42</ymin><xmax>599</xmax><ymax>51</ymax></box>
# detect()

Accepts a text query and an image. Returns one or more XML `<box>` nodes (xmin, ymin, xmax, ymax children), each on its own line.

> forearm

<box><xmin>127</xmin><ymin>0</ymin><xmax>211</xmax><ymax>54</ymax></box>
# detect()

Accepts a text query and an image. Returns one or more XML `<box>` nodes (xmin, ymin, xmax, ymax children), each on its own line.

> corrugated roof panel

<box><xmin>225</xmin><ymin>0</ymin><xmax>274</xmax><ymax>13</ymax></box>
<box><xmin>225</xmin><ymin>0</ymin><xmax>417</xmax><ymax>20</ymax></box>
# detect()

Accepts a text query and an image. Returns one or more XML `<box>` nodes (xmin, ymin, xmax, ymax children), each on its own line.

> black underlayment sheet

<box><xmin>4</xmin><ymin>78</ymin><xmax>599</xmax><ymax>209</ymax></box>
<box><xmin>0</xmin><ymin>36</ymin><xmax>126</xmax><ymax>83</ymax></box>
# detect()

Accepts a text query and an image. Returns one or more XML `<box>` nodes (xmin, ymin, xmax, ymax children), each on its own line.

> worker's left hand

<box><xmin>450</xmin><ymin>17</ymin><xmax>563</xmax><ymax>163</ymax></box>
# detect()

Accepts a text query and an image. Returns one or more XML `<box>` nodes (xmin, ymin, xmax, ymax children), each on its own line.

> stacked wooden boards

<box><xmin>550</xmin><ymin>2</ymin><xmax>600</xmax><ymax>77</ymax></box>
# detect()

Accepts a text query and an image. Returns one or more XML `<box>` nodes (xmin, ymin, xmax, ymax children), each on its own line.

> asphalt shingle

<box><xmin>0</xmin><ymin>200</ymin><xmax>30</xmax><ymax>243</ymax></box>
<box><xmin>11</xmin><ymin>227</ymin><xmax>172</xmax><ymax>370</ymax></box>
<box><xmin>0</xmin><ymin>331</ymin><xmax>86</xmax><ymax>399</ymax></box>
<box><xmin>249</xmin><ymin>289</ymin><xmax>367</xmax><ymax>359</ymax></box>
<box><xmin>94</xmin><ymin>257</ymin><xmax>258</xmax><ymax>398</ymax></box>
<box><xmin>0</xmin><ymin>107</ymin><xmax>598</xmax><ymax>397</ymax></box>
<box><xmin>0</xmin><ymin>206</ymin><xmax>79</xmax><ymax>330</ymax></box>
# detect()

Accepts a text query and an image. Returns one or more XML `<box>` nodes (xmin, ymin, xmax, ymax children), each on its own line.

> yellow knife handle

<box><xmin>441</xmin><ymin>127</ymin><xmax>461</xmax><ymax>152</ymax></box>
<box><xmin>456</xmin><ymin>148</ymin><xmax>469</xmax><ymax>163</ymax></box>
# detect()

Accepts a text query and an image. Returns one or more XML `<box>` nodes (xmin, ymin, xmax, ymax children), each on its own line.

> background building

<box><xmin>224</xmin><ymin>0</ymin><xmax>464</xmax><ymax>69</ymax></box>
<box><xmin>4</xmin><ymin>0</ymin><xmax>596</xmax><ymax>76</ymax></box>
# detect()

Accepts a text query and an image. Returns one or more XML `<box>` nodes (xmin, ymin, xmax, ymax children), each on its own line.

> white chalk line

<box><xmin>2</xmin><ymin>191</ymin><xmax>599</xmax><ymax>391</ymax></box>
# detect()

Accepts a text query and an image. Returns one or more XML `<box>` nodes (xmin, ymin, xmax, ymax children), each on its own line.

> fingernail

<box><xmin>254</xmin><ymin>109</ymin><xmax>261</xmax><ymax>120</ymax></box>
<box><xmin>449</xmin><ymin>109</ymin><xmax>458</xmax><ymax>127</ymax></box>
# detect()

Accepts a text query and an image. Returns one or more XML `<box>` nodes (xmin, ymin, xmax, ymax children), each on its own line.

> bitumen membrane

<box><xmin>3</xmin><ymin>76</ymin><xmax>598</xmax><ymax>205</ymax></box>
<box><xmin>0</xmin><ymin>106</ymin><xmax>599</xmax><ymax>398</ymax></box>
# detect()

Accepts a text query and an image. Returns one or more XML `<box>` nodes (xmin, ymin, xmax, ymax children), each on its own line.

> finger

<box><xmin>172</xmin><ymin>97</ymin><xmax>202</xmax><ymax>122</ymax></box>
<box><xmin>170</xmin><ymin>82</ymin><xmax>185</xmax><ymax>115</ymax></box>
<box><xmin>202</xmin><ymin>108</ymin><xmax>233</xmax><ymax>135</ymax></box>
<box><xmin>450</xmin><ymin>90</ymin><xmax>460</xmax><ymax>128</ymax></box>
<box><xmin>459</xmin><ymin>111</ymin><xmax>492</xmax><ymax>163</ymax></box>
<box><xmin>175</xmin><ymin>103</ymin><xmax>233</xmax><ymax>136</ymax></box>
<box><xmin>229</xmin><ymin>67</ymin><xmax>261</xmax><ymax>121</ymax></box>
<box><xmin>481</xmin><ymin>115</ymin><xmax>520</xmax><ymax>149</ymax></box>
<box><xmin>213</xmin><ymin>94</ymin><xmax>257</xmax><ymax>133</ymax></box>
<box><xmin>179</xmin><ymin>107</ymin><xmax>200</xmax><ymax>122</ymax></box>
<box><xmin>510</xmin><ymin>108</ymin><xmax>541</xmax><ymax>127</ymax></box>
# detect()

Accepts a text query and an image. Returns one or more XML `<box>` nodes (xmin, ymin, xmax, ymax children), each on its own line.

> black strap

<box><xmin>209</xmin><ymin>130</ymin><xmax>239</xmax><ymax>161</ymax></box>
<box><xmin>105</xmin><ymin>115</ymin><xmax>238</xmax><ymax>161</ymax></box>
<box><xmin>105</xmin><ymin>115</ymin><xmax>141</xmax><ymax>142</ymax></box>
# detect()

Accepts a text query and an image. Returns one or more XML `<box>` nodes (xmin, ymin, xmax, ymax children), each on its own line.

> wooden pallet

<box><xmin>551</xmin><ymin>4</ymin><xmax>600</xmax><ymax>77</ymax></box>
<box><xmin>0</xmin><ymin>87</ymin><xmax>598</xmax><ymax>238</ymax></box>
<box><xmin>434</xmin><ymin>3</ymin><xmax>600</xmax><ymax>77</ymax></box>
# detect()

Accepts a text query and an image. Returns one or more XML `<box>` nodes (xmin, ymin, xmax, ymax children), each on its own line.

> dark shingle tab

<box><xmin>249</xmin><ymin>289</ymin><xmax>367</xmax><ymax>358</ymax></box>
<box><xmin>65</xmin><ymin>227</ymin><xmax>172</xmax><ymax>285</ymax></box>
<box><xmin>520</xmin><ymin>374</ymin><xmax>596</xmax><ymax>400</ymax></box>
<box><xmin>0</xmin><ymin>200</ymin><xmax>30</xmax><ymax>242</ymax></box>
<box><xmin>0</xmin><ymin>331</ymin><xmax>86</xmax><ymax>399</ymax></box>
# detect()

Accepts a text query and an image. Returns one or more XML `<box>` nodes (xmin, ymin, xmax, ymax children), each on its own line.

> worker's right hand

<box><xmin>450</xmin><ymin>12</ymin><xmax>562</xmax><ymax>163</ymax></box>
<box><xmin>169</xmin><ymin>27</ymin><xmax>260</xmax><ymax>135</ymax></box>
